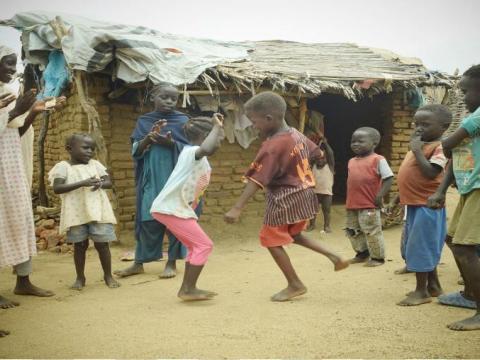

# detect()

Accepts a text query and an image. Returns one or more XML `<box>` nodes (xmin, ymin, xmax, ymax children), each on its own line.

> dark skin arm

<box><xmin>18</xmin><ymin>96</ymin><xmax>66</xmax><ymax>137</ymax></box>
<box><xmin>195</xmin><ymin>113</ymin><xmax>225</xmax><ymax>159</ymax></box>
<box><xmin>133</xmin><ymin>120</ymin><xmax>174</xmax><ymax>157</ymax></box>
<box><xmin>0</xmin><ymin>93</ymin><xmax>16</xmax><ymax>109</ymax></box>
<box><xmin>324</xmin><ymin>141</ymin><xmax>335</xmax><ymax>171</ymax></box>
<box><xmin>8</xmin><ymin>89</ymin><xmax>37</xmax><ymax>122</ymax></box>
<box><xmin>410</xmin><ymin>135</ymin><xmax>442</xmax><ymax>179</ymax></box>
<box><xmin>53</xmin><ymin>175</ymin><xmax>111</xmax><ymax>194</ymax></box>
<box><xmin>374</xmin><ymin>176</ymin><xmax>393</xmax><ymax>208</ymax></box>
<box><xmin>442</xmin><ymin>127</ymin><xmax>469</xmax><ymax>158</ymax></box>
<box><xmin>426</xmin><ymin>161</ymin><xmax>455</xmax><ymax>209</ymax></box>
<box><xmin>224</xmin><ymin>180</ymin><xmax>261</xmax><ymax>223</ymax></box>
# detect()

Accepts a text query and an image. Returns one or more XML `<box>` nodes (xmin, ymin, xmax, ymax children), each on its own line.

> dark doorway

<box><xmin>307</xmin><ymin>93</ymin><xmax>392</xmax><ymax>200</ymax></box>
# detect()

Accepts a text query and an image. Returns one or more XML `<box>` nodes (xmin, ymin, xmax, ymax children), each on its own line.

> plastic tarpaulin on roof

<box><xmin>0</xmin><ymin>12</ymin><xmax>251</xmax><ymax>85</ymax></box>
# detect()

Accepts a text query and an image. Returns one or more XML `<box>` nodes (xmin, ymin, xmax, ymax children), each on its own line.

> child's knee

<box><xmin>74</xmin><ymin>240</ymin><xmax>89</xmax><ymax>251</ymax></box>
<box><xmin>94</xmin><ymin>241</ymin><xmax>110</xmax><ymax>251</ymax></box>
<box><xmin>345</xmin><ymin>227</ymin><xmax>360</xmax><ymax>238</ymax></box>
<box><xmin>451</xmin><ymin>245</ymin><xmax>476</xmax><ymax>263</ymax></box>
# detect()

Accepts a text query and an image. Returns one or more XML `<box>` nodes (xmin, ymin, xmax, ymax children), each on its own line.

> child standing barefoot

<box><xmin>428</xmin><ymin>65</ymin><xmax>480</xmax><ymax>331</ymax></box>
<box><xmin>151</xmin><ymin>114</ymin><xmax>224</xmax><ymax>301</ymax></box>
<box><xmin>394</xmin><ymin>104</ymin><xmax>451</xmax><ymax>306</ymax></box>
<box><xmin>345</xmin><ymin>127</ymin><xmax>393</xmax><ymax>267</ymax></box>
<box><xmin>309</xmin><ymin>136</ymin><xmax>335</xmax><ymax>233</ymax></box>
<box><xmin>225</xmin><ymin>92</ymin><xmax>348</xmax><ymax>302</ymax></box>
<box><xmin>49</xmin><ymin>133</ymin><xmax>120</xmax><ymax>290</ymax></box>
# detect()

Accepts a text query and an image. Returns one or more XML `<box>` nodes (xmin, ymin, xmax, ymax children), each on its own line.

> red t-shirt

<box><xmin>245</xmin><ymin>128</ymin><xmax>322</xmax><ymax>225</ymax></box>
<box><xmin>346</xmin><ymin>153</ymin><xmax>390</xmax><ymax>210</ymax></box>
<box><xmin>397</xmin><ymin>142</ymin><xmax>447</xmax><ymax>206</ymax></box>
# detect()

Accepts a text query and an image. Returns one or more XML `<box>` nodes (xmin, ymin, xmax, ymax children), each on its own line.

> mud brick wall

<box><xmin>388</xmin><ymin>89</ymin><xmax>416</xmax><ymax>195</ymax></box>
<box><xmin>32</xmin><ymin>75</ymin><xmax>265</xmax><ymax>239</ymax></box>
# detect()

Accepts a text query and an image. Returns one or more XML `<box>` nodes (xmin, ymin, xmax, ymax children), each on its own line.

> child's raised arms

<box><xmin>194</xmin><ymin>113</ymin><xmax>225</xmax><ymax>160</ymax></box>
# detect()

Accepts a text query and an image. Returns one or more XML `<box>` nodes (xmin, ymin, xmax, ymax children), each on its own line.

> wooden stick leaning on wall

<box><xmin>73</xmin><ymin>71</ymin><xmax>120</xmax><ymax>225</ymax></box>
<box><xmin>298</xmin><ymin>97</ymin><xmax>307</xmax><ymax>133</ymax></box>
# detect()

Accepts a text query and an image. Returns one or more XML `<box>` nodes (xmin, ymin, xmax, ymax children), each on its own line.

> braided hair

<box><xmin>183</xmin><ymin>116</ymin><xmax>214</xmax><ymax>142</ymax></box>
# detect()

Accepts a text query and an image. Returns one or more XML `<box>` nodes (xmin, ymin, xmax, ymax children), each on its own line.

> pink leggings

<box><xmin>152</xmin><ymin>213</ymin><xmax>213</xmax><ymax>266</ymax></box>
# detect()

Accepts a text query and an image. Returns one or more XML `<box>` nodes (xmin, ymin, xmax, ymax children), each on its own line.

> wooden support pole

<box><xmin>298</xmin><ymin>98</ymin><xmax>307</xmax><ymax>133</ymax></box>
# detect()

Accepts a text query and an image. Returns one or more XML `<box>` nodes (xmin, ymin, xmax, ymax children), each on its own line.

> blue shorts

<box><xmin>404</xmin><ymin>206</ymin><xmax>446</xmax><ymax>272</ymax></box>
<box><xmin>66</xmin><ymin>222</ymin><xmax>116</xmax><ymax>243</ymax></box>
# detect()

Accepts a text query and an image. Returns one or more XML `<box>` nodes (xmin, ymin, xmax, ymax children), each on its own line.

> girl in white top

<box><xmin>151</xmin><ymin>114</ymin><xmax>224</xmax><ymax>301</ymax></box>
<box><xmin>49</xmin><ymin>133</ymin><xmax>119</xmax><ymax>290</ymax></box>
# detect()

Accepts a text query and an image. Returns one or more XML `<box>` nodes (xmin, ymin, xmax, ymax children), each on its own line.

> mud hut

<box><xmin>1</xmin><ymin>12</ymin><xmax>454</xmax><ymax>237</ymax></box>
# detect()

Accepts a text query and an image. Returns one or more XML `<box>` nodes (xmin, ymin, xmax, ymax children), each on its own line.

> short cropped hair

<box><xmin>65</xmin><ymin>133</ymin><xmax>95</xmax><ymax>148</ymax></box>
<box><xmin>416</xmin><ymin>104</ymin><xmax>452</xmax><ymax>125</ymax></box>
<box><xmin>464</xmin><ymin>64</ymin><xmax>480</xmax><ymax>79</ymax></box>
<box><xmin>151</xmin><ymin>82</ymin><xmax>177</xmax><ymax>97</ymax></box>
<box><xmin>354</xmin><ymin>127</ymin><xmax>381</xmax><ymax>144</ymax></box>
<box><xmin>244</xmin><ymin>91</ymin><xmax>286</xmax><ymax>120</ymax></box>
<box><xmin>184</xmin><ymin>116</ymin><xmax>213</xmax><ymax>141</ymax></box>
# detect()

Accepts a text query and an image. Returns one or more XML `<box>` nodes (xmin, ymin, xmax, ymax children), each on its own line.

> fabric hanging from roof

<box><xmin>1</xmin><ymin>12</ymin><xmax>250</xmax><ymax>86</ymax></box>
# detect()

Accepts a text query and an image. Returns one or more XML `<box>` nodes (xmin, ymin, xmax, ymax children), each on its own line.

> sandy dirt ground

<box><xmin>1</xmin><ymin>192</ymin><xmax>480</xmax><ymax>359</ymax></box>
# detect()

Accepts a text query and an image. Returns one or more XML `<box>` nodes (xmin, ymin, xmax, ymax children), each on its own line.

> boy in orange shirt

<box><xmin>394</xmin><ymin>104</ymin><xmax>451</xmax><ymax>306</ymax></box>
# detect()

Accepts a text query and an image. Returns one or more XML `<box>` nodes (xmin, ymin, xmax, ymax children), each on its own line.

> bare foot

<box><xmin>178</xmin><ymin>288</ymin><xmax>216</xmax><ymax>301</ymax></box>
<box><xmin>70</xmin><ymin>277</ymin><xmax>86</xmax><ymax>291</ymax></box>
<box><xmin>104</xmin><ymin>275</ymin><xmax>121</xmax><ymax>288</ymax></box>
<box><xmin>334</xmin><ymin>258</ymin><xmax>350</xmax><ymax>271</ymax></box>
<box><xmin>427</xmin><ymin>285</ymin><xmax>443</xmax><ymax>297</ymax></box>
<box><xmin>0</xmin><ymin>329</ymin><xmax>9</xmax><ymax>337</ymax></box>
<box><xmin>14</xmin><ymin>283</ymin><xmax>54</xmax><ymax>297</ymax></box>
<box><xmin>394</xmin><ymin>266</ymin><xmax>412</xmax><ymax>275</ymax></box>
<box><xmin>397</xmin><ymin>291</ymin><xmax>432</xmax><ymax>306</ymax></box>
<box><xmin>448</xmin><ymin>314</ymin><xmax>480</xmax><ymax>331</ymax></box>
<box><xmin>406</xmin><ymin>287</ymin><xmax>443</xmax><ymax>298</ymax></box>
<box><xmin>271</xmin><ymin>285</ymin><xmax>307</xmax><ymax>302</ymax></box>
<box><xmin>349</xmin><ymin>256</ymin><xmax>368</xmax><ymax>264</ymax></box>
<box><xmin>0</xmin><ymin>295</ymin><xmax>19</xmax><ymax>309</ymax></box>
<box><xmin>114</xmin><ymin>263</ymin><xmax>144</xmax><ymax>278</ymax></box>
<box><xmin>364</xmin><ymin>259</ymin><xmax>384</xmax><ymax>267</ymax></box>
<box><xmin>159</xmin><ymin>262</ymin><xmax>177</xmax><ymax>279</ymax></box>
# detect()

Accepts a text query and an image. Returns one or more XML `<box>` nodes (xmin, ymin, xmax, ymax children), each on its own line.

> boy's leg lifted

<box><xmin>293</xmin><ymin>233</ymin><xmax>349</xmax><ymax>271</ymax></box>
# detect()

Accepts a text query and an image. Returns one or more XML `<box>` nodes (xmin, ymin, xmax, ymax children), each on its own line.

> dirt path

<box><xmin>1</xmin><ymin>196</ymin><xmax>480</xmax><ymax>358</ymax></box>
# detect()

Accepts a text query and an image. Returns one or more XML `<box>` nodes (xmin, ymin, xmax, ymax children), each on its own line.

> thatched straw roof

<box><xmin>445</xmin><ymin>82</ymin><xmax>469</xmax><ymax>135</ymax></box>
<box><xmin>199</xmin><ymin>41</ymin><xmax>453</xmax><ymax>100</ymax></box>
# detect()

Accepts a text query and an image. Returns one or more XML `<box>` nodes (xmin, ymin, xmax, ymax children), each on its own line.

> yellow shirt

<box><xmin>48</xmin><ymin>160</ymin><xmax>117</xmax><ymax>233</ymax></box>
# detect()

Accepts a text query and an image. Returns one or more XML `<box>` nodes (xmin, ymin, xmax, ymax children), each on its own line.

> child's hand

<box><xmin>374</xmin><ymin>194</ymin><xmax>384</xmax><ymax>209</ymax></box>
<box><xmin>31</xmin><ymin>96</ymin><xmax>66</xmax><ymax>114</ymax></box>
<box><xmin>212</xmin><ymin>113</ymin><xmax>224</xmax><ymax>127</ymax></box>
<box><xmin>82</xmin><ymin>176</ymin><xmax>102</xmax><ymax>189</ymax></box>
<box><xmin>148</xmin><ymin>120</ymin><xmax>173</xmax><ymax>144</ymax></box>
<box><xmin>0</xmin><ymin>93</ymin><xmax>16</xmax><ymax>109</ymax></box>
<box><xmin>152</xmin><ymin>119</ymin><xmax>167</xmax><ymax>133</ymax></box>
<box><xmin>224</xmin><ymin>207</ymin><xmax>241</xmax><ymax>223</ymax></box>
<box><xmin>426</xmin><ymin>192</ymin><xmax>445</xmax><ymax>209</ymax></box>
<box><xmin>410</xmin><ymin>133</ymin><xmax>424</xmax><ymax>152</ymax></box>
